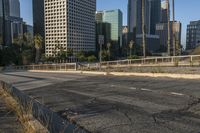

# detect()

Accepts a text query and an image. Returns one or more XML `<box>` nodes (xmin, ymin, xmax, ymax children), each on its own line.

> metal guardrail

<box><xmin>100</xmin><ymin>55</ymin><xmax>200</xmax><ymax>67</ymax></box>
<box><xmin>12</xmin><ymin>63</ymin><xmax>77</xmax><ymax>71</ymax></box>
<box><xmin>0</xmin><ymin>81</ymin><xmax>89</xmax><ymax>133</ymax></box>
<box><xmin>5</xmin><ymin>55</ymin><xmax>200</xmax><ymax>72</ymax></box>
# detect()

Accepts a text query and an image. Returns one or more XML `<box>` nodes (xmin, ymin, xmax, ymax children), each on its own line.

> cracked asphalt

<box><xmin>1</xmin><ymin>71</ymin><xmax>200</xmax><ymax>133</ymax></box>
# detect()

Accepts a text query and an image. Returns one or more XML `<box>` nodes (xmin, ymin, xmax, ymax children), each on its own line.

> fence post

<box><xmin>190</xmin><ymin>56</ymin><xmax>193</xmax><ymax>66</ymax></box>
<box><xmin>155</xmin><ymin>58</ymin><xmax>158</xmax><ymax>64</ymax></box>
<box><xmin>75</xmin><ymin>63</ymin><xmax>77</xmax><ymax>71</ymax></box>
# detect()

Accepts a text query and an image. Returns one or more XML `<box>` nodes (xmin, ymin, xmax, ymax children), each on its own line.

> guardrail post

<box><xmin>155</xmin><ymin>58</ymin><xmax>158</xmax><ymax>64</ymax></box>
<box><xmin>190</xmin><ymin>56</ymin><xmax>193</xmax><ymax>66</ymax></box>
<box><xmin>75</xmin><ymin>63</ymin><xmax>77</xmax><ymax>71</ymax></box>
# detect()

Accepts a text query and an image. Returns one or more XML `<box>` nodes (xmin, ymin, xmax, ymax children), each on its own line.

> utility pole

<box><xmin>166</xmin><ymin>0</ymin><xmax>171</xmax><ymax>56</ymax></box>
<box><xmin>172</xmin><ymin>0</ymin><xmax>176</xmax><ymax>56</ymax></box>
<box><xmin>142</xmin><ymin>0</ymin><xmax>146</xmax><ymax>58</ymax></box>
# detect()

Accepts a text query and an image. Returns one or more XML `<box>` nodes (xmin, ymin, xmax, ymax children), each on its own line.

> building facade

<box><xmin>96</xmin><ymin>9</ymin><xmax>123</xmax><ymax>58</ymax></box>
<box><xmin>103</xmin><ymin>9</ymin><xmax>123</xmax><ymax>46</ymax></box>
<box><xmin>128</xmin><ymin>0</ymin><xmax>161</xmax><ymax>34</ymax></box>
<box><xmin>0</xmin><ymin>0</ymin><xmax>23</xmax><ymax>46</ymax></box>
<box><xmin>32</xmin><ymin>0</ymin><xmax>45</xmax><ymax>38</ymax></box>
<box><xmin>136</xmin><ymin>34</ymin><xmax>160</xmax><ymax>54</ymax></box>
<box><xmin>95</xmin><ymin>22</ymin><xmax>111</xmax><ymax>52</ymax></box>
<box><xmin>161</xmin><ymin>0</ymin><xmax>168</xmax><ymax>23</ymax></box>
<box><xmin>23</xmin><ymin>22</ymin><xmax>33</xmax><ymax>38</ymax></box>
<box><xmin>186</xmin><ymin>20</ymin><xmax>200</xmax><ymax>50</ymax></box>
<box><xmin>44</xmin><ymin>0</ymin><xmax>96</xmax><ymax>57</ymax></box>
<box><xmin>156</xmin><ymin>21</ymin><xmax>182</xmax><ymax>52</ymax></box>
<box><xmin>9</xmin><ymin>0</ymin><xmax>20</xmax><ymax>18</ymax></box>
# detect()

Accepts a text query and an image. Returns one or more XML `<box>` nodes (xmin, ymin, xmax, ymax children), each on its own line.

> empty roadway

<box><xmin>0</xmin><ymin>71</ymin><xmax>200</xmax><ymax>133</ymax></box>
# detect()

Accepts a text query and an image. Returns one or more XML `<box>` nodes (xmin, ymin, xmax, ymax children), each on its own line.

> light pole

<box><xmin>129</xmin><ymin>40</ymin><xmax>134</xmax><ymax>57</ymax></box>
<box><xmin>142</xmin><ymin>0</ymin><xmax>146</xmax><ymax>58</ymax></box>
<box><xmin>172</xmin><ymin>0</ymin><xmax>176</xmax><ymax>56</ymax></box>
<box><xmin>166</xmin><ymin>0</ymin><xmax>171</xmax><ymax>56</ymax></box>
<box><xmin>107</xmin><ymin>42</ymin><xmax>111</xmax><ymax>61</ymax></box>
<box><xmin>98</xmin><ymin>35</ymin><xmax>104</xmax><ymax>70</ymax></box>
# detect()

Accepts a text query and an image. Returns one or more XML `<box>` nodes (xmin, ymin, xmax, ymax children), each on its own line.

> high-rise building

<box><xmin>128</xmin><ymin>0</ymin><xmax>161</xmax><ymax>34</ymax></box>
<box><xmin>95</xmin><ymin>22</ymin><xmax>111</xmax><ymax>52</ymax></box>
<box><xmin>32</xmin><ymin>0</ymin><xmax>44</xmax><ymax>38</ymax></box>
<box><xmin>44</xmin><ymin>0</ymin><xmax>96</xmax><ymax>58</ymax></box>
<box><xmin>103</xmin><ymin>10</ymin><xmax>123</xmax><ymax>46</ymax></box>
<box><xmin>96</xmin><ymin>10</ymin><xmax>122</xmax><ymax>57</ymax></box>
<box><xmin>161</xmin><ymin>0</ymin><xmax>168</xmax><ymax>23</ymax></box>
<box><xmin>150</xmin><ymin>0</ymin><xmax>161</xmax><ymax>34</ymax></box>
<box><xmin>0</xmin><ymin>0</ymin><xmax>23</xmax><ymax>46</ymax></box>
<box><xmin>95</xmin><ymin>11</ymin><xmax>103</xmax><ymax>23</ymax></box>
<box><xmin>9</xmin><ymin>0</ymin><xmax>20</xmax><ymax>18</ymax></box>
<box><xmin>186</xmin><ymin>20</ymin><xmax>200</xmax><ymax>50</ymax></box>
<box><xmin>156</xmin><ymin>21</ymin><xmax>182</xmax><ymax>52</ymax></box>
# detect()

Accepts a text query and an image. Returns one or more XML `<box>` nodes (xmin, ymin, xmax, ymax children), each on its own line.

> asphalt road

<box><xmin>1</xmin><ymin>71</ymin><xmax>200</xmax><ymax>133</ymax></box>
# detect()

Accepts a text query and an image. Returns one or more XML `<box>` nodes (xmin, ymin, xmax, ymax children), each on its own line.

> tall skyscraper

<box><xmin>161</xmin><ymin>0</ymin><xmax>168</xmax><ymax>23</ymax></box>
<box><xmin>186</xmin><ymin>20</ymin><xmax>200</xmax><ymax>50</ymax></box>
<box><xmin>128</xmin><ymin>0</ymin><xmax>161</xmax><ymax>34</ymax></box>
<box><xmin>32</xmin><ymin>0</ymin><xmax>44</xmax><ymax>38</ymax></box>
<box><xmin>44</xmin><ymin>0</ymin><xmax>96</xmax><ymax>58</ymax></box>
<box><xmin>0</xmin><ymin>0</ymin><xmax>23</xmax><ymax>46</ymax></box>
<box><xmin>103</xmin><ymin>10</ymin><xmax>123</xmax><ymax>45</ymax></box>
<box><xmin>96</xmin><ymin>10</ymin><xmax>122</xmax><ymax>57</ymax></box>
<box><xmin>9</xmin><ymin>0</ymin><xmax>20</xmax><ymax>18</ymax></box>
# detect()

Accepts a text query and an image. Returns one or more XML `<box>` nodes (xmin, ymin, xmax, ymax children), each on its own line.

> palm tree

<box><xmin>129</xmin><ymin>40</ymin><xmax>134</xmax><ymax>57</ymax></box>
<box><xmin>34</xmin><ymin>34</ymin><xmax>43</xmax><ymax>64</ymax></box>
<box><xmin>166</xmin><ymin>0</ymin><xmax>171</xmax><ymax>56</ymax></box>
<box><xmin>142</xmin><ymin>0</ymin><xmax>146</xmax><ymax>58</ymax></box>
<box><xmin>107</xmin><ymin>42</ymin><xmax>111</xmax><ymax>60</ymax></box>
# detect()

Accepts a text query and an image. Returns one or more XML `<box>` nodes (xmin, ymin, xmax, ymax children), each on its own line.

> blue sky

<box><xmin>20</xmin><ymin>0</ymin><xmax>200</xmax><ymax>46</ymax></box>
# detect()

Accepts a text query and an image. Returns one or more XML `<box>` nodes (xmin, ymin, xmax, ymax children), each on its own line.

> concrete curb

<box><xmin>0</xmin><ymin>81</ymin><xmax>89</xmax><ymax>133</ymax></box>
<box><xmin>28</xmin><ymin>70</ymin><xmax>200</xmax><ymax>80</ymax></box>
<box><xmin>29</xmin><ymin>70</ymin><xmax>108</xmax><ymax>75</ymax></box>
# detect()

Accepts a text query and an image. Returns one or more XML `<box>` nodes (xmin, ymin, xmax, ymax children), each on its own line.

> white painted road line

<box><xmin>109</xmin><ymin>84</ymin><xmax>186</xmax><ymax>97</ymax></box>
<box><xmin>141</xmin><ymin>88</ymin><xmax>153</xmax><ymax>92</ymax></box>
<box><xmin>129</xmin><ymin>87</ymin><xmax>137</xmax><ymax>90</ymax></box>
<box><xmin>170</xmin><ymin>92</ymin><xmax>185</xmax><ymax>96</ymax></box>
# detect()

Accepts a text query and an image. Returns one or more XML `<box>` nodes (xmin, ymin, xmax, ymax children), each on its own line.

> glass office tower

<box><xmin>33</xmin><ymin>0</ymin><xmax>44</xmax><ymax>38</ymax></box>
<box><xmin>103</xmin><ymin>9</ymin><xmax>123</xmax><ymax>46</ymax></box>
<box><xmin>128</xmin><ymin>0</ymin><xmax>161</xmax><ymax>34</ymax></box>
<box><xmin>0</xmin><ymin>0</ymin><xmax>23</xmax><ymax>46</ymax></box>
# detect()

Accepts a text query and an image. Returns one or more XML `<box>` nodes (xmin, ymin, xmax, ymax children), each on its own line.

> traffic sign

<box><xmin>98</xmin><ymin>35</ymin><xmax>104</xmax><ymax>45</ymax></box>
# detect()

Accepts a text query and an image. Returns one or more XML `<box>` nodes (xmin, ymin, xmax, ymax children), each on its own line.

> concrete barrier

<box><xmin>0</xmin><ymin>81</ymin><xmax>89</xmax><ymax>133</ymax></box>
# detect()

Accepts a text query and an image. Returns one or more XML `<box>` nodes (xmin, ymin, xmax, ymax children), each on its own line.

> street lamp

<box><xmin>129</xmin><ymin>40</ymin><xmax>134</xmax><ymax>57</ymax></box>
